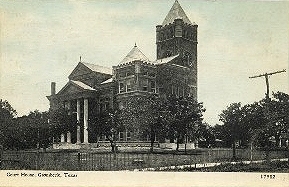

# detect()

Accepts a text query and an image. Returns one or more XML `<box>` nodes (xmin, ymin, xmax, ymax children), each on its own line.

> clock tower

<box><xmin>156</xmin><ymin>0</ymin><xmax>198</xmax><ymax>70</ymax></box>
<box><xmin>156</xmin><ymin>0</ymin><xmax>198</xmax><ymax>100</ymax></box>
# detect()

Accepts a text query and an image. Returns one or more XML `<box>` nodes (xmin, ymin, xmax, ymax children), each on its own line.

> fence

<box><xmin>1</xmin><ymin>148</ymin><xmax>288</xmax><ymax>171</ymax></box>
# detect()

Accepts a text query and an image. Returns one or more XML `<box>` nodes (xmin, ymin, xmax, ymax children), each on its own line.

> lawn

<box><xmin>1</xmin><ymin>148</ymin><xmax>288</xmax><ymax>171</ymax></box>
<box><xmin>158</xmin><ymin>160</ymin><xmax>289</xmax><ymax>172</ymax></box>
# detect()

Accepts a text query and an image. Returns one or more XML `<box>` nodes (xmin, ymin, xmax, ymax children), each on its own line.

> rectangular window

<box><xmin>180</xmin><ymin>87</ymin><xmax>184</xmax><ymax>97</ymax></box>
<box><xmin>119</xmin><ymin>132</ymin><xmax>124</xmax><ymax>141</ymax></box>
<box><xmin>142</xmin><ymin>79</ymin><xmax>148</xmax><ymax>91</ymax></box>
<box><xmin>126</xmin><ymin>81</ymin><xmax>132</xmax><ymax>92</ymax></box>
<box><xmin>119</xmin><ymin>82</ymin><xmax>125</xmax><ymax>93</ymax></box>
<box><xmin>190</xmin><ymin>87</ymin><xmax>194</xmax><ymax>97</ymax></box>
<box><xmin>150</xmin><ymin>80</ymin><xmax>156</xmax><ymax>93</ymax></box>
<box><xmin>119</xmin><ymin>72</ymin><xmax>125</xmax><ymax>78</ymax></box>
<box><xmin>126</xmin><ymin>131</ymin><xmax>131</xmax><ymax>141</ymax></box>
<box><xmin>101</xmin><ymin>135</ymin><xmax>106</xmax><ymax>141</ymax></box>
<box><xmin>104</xmin><ymin>102</ymin><xmax>109</xmax><ymax>110</ymax></box>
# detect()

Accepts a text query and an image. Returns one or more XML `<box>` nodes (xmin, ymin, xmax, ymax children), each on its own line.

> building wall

<box><xmin>156</xmin><ymin>19</ymin><xmax>198</xmax><ymax>101</ymax></box>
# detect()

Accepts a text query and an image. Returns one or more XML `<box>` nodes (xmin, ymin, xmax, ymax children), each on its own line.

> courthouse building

<box><xmin>47</xmin><ymin>0</ymin><xmax>198</xmax><ymax>147</ymax></box>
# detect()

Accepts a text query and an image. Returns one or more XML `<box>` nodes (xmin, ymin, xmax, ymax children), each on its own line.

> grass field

<box><xmin>1</xmin><ymin>148</ymin><xmax>288</xmax><ymax>171</ymax></box>
<box><xmin>159</xmin><ymin>160</ymin><xmax>289</xmax><ymax>172</ymax></box>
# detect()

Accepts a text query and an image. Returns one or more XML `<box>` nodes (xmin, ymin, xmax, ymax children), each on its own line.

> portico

<box><xmin>48</xmin><ymin>80</ymin><xmax>98</xmax><ymax>145</ymax></box>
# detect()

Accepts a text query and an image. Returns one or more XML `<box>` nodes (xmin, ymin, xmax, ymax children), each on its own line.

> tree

<box><xmin>0</xmin><ymin>99</ymin><xmax>17</xmax><ymax>148</ymax></box>
<box><xmin>165</xmin><ymin>96</ymin><xmax>206</xmax><ymax>152</ymax></box>
<box><xmin>198</xmin><ymin>122</ymin><xmax>216</xmax><ymax>148</ymax></box>
<box><xmin>240</xmin><ymin>92</ymin><xmax>289</xmax><ymax>149</ymax></box>
<box><xmin>27</xmin><ymin>110</ymin><xmax>50</xmax><ymax>149</ymax></box>
<box><xmin>89</xmin><ymin>108</ymin><xmax>121</xmax><ymax>153</ymax></box>
<box><xmin>120</xmin><ymin>95</ymin><xmax>167</xmax><ymax>152</ymax></box>
<box><xmin>7</xmin><ymin>110</ymin><xmax>50</xmax><ymax>150</ymax></box>
<box><xmin>268</xmin><ymin>92</ymin><xmax>289</xmax><ymax>147</ymax></box>
<box><xmin>217</xmin><ymin>91</ymin><xmax>289</xmax><ymax>161</ymax></box>
<box><xmin>219</xmin><ymin>103</ymin><xmax>243</xmax><ymax>160</ymax></box>
<box><xmin>49</xmin><ymin>107</ymin><xmax>76</xmax><ymax>142</ymax></box>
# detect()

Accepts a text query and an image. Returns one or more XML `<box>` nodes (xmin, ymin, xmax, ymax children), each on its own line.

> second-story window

<box><xmin>179</xmin><ymin>86</ymin><xmax>184</xmax><ymax>97</ymax></box>
<box><xmin>126</xmin><ymin>131</ymin><xmax>131</xmax><ymax>141</ymax></box>
<box><xmin>104</xmin><ymin>98</ymin><xmax>110</xmax><ymax>110</ymax></box>
<box><xmin>119</xmin><ymin>72</ymin><xmax>125</xmax><ymax>78</ymax></box>
<box><xmin>126</xmin><ymin>81</ymin><xmax>132</xmax><ymax>92</ymax></box>
<box><xmin>119</xmin><ymin>82</ymin><xmax>125</xmax><ymax>93</ymax></box>
<box><xmin>119</xmin><ymin>132</ymin><xmax>124</xmax><ymax>141</ymax></box>
<box><xmin>150</xmin><ymin>80</ymin><xmax>156</xmax><ymax>93</ymax></box>
<box><xmin>142</xmin><ymin>79</ymin><xmax>148</xmax><ymax>91</ymax></box>
<box><xmin>171</xmin><ymin>85</ymin><xmax>175</xmax><ymax>95</ymax></box>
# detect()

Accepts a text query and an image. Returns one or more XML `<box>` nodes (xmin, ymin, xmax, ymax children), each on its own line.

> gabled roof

<box><xmin>81</xmin><ymin>62</ymin><xmax>112</xmax><ymax>75</ymax></box>
<box><xmin>119</xmin><ymin>44</ymin><xmax>150</xmax><ymax>65</ymax></box>
<box><xmin>154</xmin><ymin>54</ymin><xmax>179</xmax><ymax>65</ymax></box>
<box><xmin>57</xmin><ymin>80</ymin><xmax>96</xmax><ymax>95</ymax></box>
<box><xmin>162</xmin><ymin>0</ymin><xmax>192</xmax><ymax>26</ymax></box>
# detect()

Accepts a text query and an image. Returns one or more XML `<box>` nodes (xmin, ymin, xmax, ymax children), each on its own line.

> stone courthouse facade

<box><xmin>47</xmin><ymin>0</ymin><xmax>198</xmax><ymax>147</ymax></box>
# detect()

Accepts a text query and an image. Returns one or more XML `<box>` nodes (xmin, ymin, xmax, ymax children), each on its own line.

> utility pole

<box><xmin>249</xmin><ymin>69</ymin><xmax>286</xmax><ymax>161</ymax></box>
<box><xmin>249</xmin><ymin>69</ymin><xmax>286</xmax><ymax>99</ymax></box>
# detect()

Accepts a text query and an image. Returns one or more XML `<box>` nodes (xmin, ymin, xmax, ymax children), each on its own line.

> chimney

<box><xmin>51</xmin><ymin>82</ymin><xmax>56</xmax><ymax>95</ymax></box>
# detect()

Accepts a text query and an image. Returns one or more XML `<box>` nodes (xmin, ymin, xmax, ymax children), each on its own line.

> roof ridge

<box><xmin>80</xmin><ymin>62</ymin><xmax>112</xmax><ymax>75</ymax></box>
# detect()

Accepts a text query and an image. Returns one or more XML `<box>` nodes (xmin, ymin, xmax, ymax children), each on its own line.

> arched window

<box><xmin>182</xmin><ymin>51</ymin><xmax>192</xmax><ymax>67</ymax></box>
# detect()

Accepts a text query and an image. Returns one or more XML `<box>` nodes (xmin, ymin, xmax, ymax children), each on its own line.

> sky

<box><xmin>0</xmin><ymin>0</ymin><xmax>288</xmax><ymax>125</ymax></box>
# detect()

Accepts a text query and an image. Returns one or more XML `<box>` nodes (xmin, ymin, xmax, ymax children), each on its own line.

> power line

<box><xmin>249</xmin><ymin>69</ymin><xmax>286</xmax><ymax>99</ymax></box>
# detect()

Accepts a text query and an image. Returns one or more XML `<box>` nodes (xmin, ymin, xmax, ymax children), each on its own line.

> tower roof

<box><xmin>119</xmin><ymin>44</ymin><xmax>150</xmax><ymax>65</ymax></box>
<box><xmin>162</xmin><ymin>0</ymin><xmax>192</xmax><ymax>26</ymax></box>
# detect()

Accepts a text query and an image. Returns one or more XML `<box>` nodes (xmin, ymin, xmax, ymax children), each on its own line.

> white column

<box><xmin>279</xmin><ymin>139</ymin><xmax>282</xmax><ymax>147</ymax></box>
<box><xmin>67</xmin><ymin>131</ymin><xmax>71</xmax><ymax>143</ymax></box>
<box><xmin>76</xmin><ymin>99</ymin><xmax>81</xmax><ymax>143</ymax></box>
<box><xmin>60</xmin><ymin>133</ymin><xmax>65</xmax><ymax>143</ymax></box>
<box><xmin>195</xmin><ymin>140</ymin><xmax>199</xmax><ymax>148</ymax></box>
<box><xmin>83</xmin><ymin>98</ymin><xmax>89</xmax><ymax>143</ymax></box>
<box><xmin>67</xmin><ymin>100</ymin><xmax>71</xmax><ymax>143</ymax></box>
<box><xmin>67</xmin><ymin>101</ymin><xmax>71</xmax><ymax>114</ymax></box>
